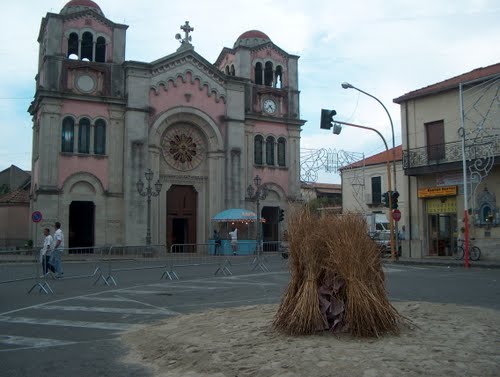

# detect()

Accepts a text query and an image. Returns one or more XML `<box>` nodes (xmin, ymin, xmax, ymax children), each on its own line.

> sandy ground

<box><xmin>122</xmin><ymin>302</ymin><xmax>500</xmax><ymax>377</ymax></box>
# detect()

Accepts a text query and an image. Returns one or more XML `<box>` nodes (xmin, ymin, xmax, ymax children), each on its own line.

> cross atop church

<box><xmin>181</xmin><ymin>21</ymin><xmax>194</xmax><ymax>41</ymax></box>
<box><xmin>175</xmin><ymin>21</ymin><xmax>194</xmax><ymax>50</ymax></box>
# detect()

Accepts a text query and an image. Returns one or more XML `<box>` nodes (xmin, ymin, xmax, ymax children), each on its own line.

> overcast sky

<box><xmin>1</xmin><ymin>0</ymin><xmax>499</xmax><ymax>183</ymax></box>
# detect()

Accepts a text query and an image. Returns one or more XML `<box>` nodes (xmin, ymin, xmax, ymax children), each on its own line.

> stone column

<box><xmin>231</xmin><ymin>148</ymin><xmax>241</xmax><ymax>208</ymax></box>
<box><xmin>149</xmin><ymin>145</ymin><xmax>161</xmax><ymax>245</ymax></box>
<box><xmin>38</xmin><ymin>101</ymin><xmax>62</xmax><ymax>188</ymax></box>
<box><xmin>287</xmin><ymin>126</ymin><xmax>301</xmax><ymax>197</ymax></box>
<box><xmin>89</xmin><ymin>121</ymin><xmax>94</xmax><ymax>154</ymax></box>
<box><xmin>207</xmin><ymin>150</ymin><xmax>225</xmax><ymax>216</ymax></box>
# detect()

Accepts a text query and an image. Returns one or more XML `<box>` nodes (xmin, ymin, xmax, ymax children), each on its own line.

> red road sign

<box><xmin>31</xmin><ymin>211</ymin><xmax>43</xmax><ymax>223</ymax></box>
<box><xmin>393</xmin><ymin>209</ymin><xmax>401</xmax><ymax>222</ymax></box>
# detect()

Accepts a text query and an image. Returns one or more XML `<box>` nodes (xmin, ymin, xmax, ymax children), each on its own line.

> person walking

<box><xmin>228</xmin><ymin>227</ymin><xmax>238</xmax><ymax>255</ymax></box>
<box><xmin>40</xmin><ymin>228</ymin><xmax>54</xmax><ymax>276</ymax></box>
<box><xmin>213</xmin><ymin>229</ymin><xmax>222</xmax><ymax>255</ymax></box>
<box><xmin>53</xmin><ymin>222</ymin><xmax>65</xmax><ymax>278</ymax></box>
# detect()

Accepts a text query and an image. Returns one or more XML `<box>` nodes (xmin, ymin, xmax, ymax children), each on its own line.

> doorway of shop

<box><xmin>428</xmin><ymin>213</ymin><xmax>457</xmax><ymax>256</ymax></box>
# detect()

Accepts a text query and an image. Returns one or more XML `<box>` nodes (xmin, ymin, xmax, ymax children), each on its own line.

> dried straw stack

<box><xmin>273</xmin><ymin>208</ymin><xmax>402</xmax><ymax>337</ymax></box>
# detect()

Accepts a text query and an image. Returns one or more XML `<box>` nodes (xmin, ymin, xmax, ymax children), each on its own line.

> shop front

<box><xmin>419</xmin><ymin>186</ymin><xmax>458</xmax><ymax>257</ymax></box>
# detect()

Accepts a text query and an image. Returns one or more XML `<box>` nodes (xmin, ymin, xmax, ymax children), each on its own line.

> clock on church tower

<box><xmin>263</xmin><ymin>98</ymin><xmax>277</xmax><ymax>114</ymax></box>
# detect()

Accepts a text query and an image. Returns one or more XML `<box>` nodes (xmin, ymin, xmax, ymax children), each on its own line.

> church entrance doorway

<box><xmin>262</xmin><ymin>206</ymin><xmax>279</xmax><ymax>251</ymax></box>
<box><xmin>167</xmin><ymin>185</ymin><xmax>197</xmax><ymax>252</ymax></box>
<box><xmin>69</xmin><ymin>201</ymin><xmax>95</xmax><ymax>250</ymax></box>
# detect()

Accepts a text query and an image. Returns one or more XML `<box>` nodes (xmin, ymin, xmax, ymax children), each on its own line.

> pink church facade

<box><xmin>29</xmin><ymin>0</ymin><xmax>305</xmax><ymax>248</ymax></box>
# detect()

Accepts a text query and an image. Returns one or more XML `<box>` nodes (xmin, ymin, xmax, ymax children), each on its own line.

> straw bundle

<box><xmin>273</xmin><ymin>208</ymin><xmax>326</xmax><ymax>334</ymax></box>
<box><xmin>274</xmin><ymin>208</ymin><xmax>402</xmax><ymax>337</ymax></box>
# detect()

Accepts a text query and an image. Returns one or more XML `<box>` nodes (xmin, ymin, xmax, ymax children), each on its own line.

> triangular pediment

<box><xmin>149</xmin><ymin>49</ymin><xmax>233</xmax><ymax>104</ymax></box>
<box><xmin>151</xmin><ymin>49</ymin><xmax>227</xmax><ymax>85</ymax></box>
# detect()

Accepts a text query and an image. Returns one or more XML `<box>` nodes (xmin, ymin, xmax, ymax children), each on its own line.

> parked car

<box><xmin>370</xmin><ymin>231</ymin><xmax>391</xmax><ymax>255</ymax></box>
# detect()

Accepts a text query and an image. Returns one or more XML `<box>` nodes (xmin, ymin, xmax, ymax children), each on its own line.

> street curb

<box><xmin>383</xmin><ymin>259</ymin><xmax>500</xmax><ymax>269</ymax></box>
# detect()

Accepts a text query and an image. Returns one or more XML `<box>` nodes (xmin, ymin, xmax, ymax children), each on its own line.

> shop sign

<box><xmin>418</xmin><ymin>185</ymin><xmax>457</xmax><ymax>198</ymax></box>
<box><xmin>427</xmin><ymin>197</ymin><xmax>457</xmax><ymax>214</ymax></box>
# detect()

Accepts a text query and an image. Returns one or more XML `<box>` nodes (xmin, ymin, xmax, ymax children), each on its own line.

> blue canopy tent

<box><xmin>212</xmin><ymin>208</ymin><xmax>259</xmax><ymax>222</ymax></box>
<box><xmin>210</xmin><ymin>208</ymin><xmax>263</xmax><ymax>255</ymax></box>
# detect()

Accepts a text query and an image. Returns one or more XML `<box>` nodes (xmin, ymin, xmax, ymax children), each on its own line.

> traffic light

<box><xmin>333</xmin><ymin>122</ymin><xmax>342</xmax><ymax>135</ymax></box>
<box><xmin>391</xmin><ymin>191</ymin><xmax>399</xmax><ymax>209</ymax></box>
<box><xmin>382</xmin><ymin>191</ymin><xmax>390</xmax><ymax>208</ymax></box>
<box><xmin>279</xmin><ymin>209</ymin><xmax>285</xmax><ymax>222</ymax></box>
<box><xmin>320</xmin><ymin>109</ymin><xmax>337</xmax><ymax>130</ymax></box>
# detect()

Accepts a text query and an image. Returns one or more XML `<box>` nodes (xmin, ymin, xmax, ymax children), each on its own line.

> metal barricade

<box><xmin>168</xmin><ymin>243</ymin><xmax>224</xmax><ymax>278</ymax></box>
<box><xmin>0</xmin><ymin>248</ymin><xmax>38</xmax><ymax>284</ymax></box>
<box><xmin>0</xmin><ymin>246</ymin><xmax>109</xmax><ymax>294</ymax></box>
<box><xmin>94</xmin><ymin>244</ymin><xmax>168</xmax><ymax>286</ymax></box>
<box><xmin>0</xmin><ymin>241</ymin><xmax>288</xmax><ymax>293</ymax></box>
<box><xmin>167</xmin><ymin>241</ymin><xmax>286</xmax><ymax>277</ymax></box>
<box><xmin>252</xmin><ymin>241</ymin><xmax>283</xmax><ymax>272</ymax></box>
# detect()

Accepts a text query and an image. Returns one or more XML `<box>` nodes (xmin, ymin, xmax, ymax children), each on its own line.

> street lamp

<box><xmin>342</xmin><ymin>82</ymin><xmax>399</xmax><ymax>257</ymax></box>
<box><xmin>322</xmin><ymin>118</ymin><xmax>397</xmax><ymax>261</ymax></box>
<box><xmin>341</xmin><ymin>82</ymin><xmax>396</xmax><ymax>189</ymax></box>
<box><xmin>137</xmin><ymin>169</ymin><xmax>162</xmax><ymax>245</ymax></box>
<box><xmin>247</xmin><ymin>175</ymin><xmax>268</xmax><ymax>252</ymax></box>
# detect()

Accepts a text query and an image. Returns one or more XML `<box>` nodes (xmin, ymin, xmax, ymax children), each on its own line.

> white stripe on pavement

<box><xmin>36</xmin><ymin>305</ymin><xmax>178</xmax><ymax>316</ymax></box>
<box><xmin>0</xmin><ymin>335</ymin><xmax>75</xmax><ymax>349</ymax></box>
<box><xmin>76</xmin><ymin>296</ymin><xmax>138</xmax><ymax>303</ymax></box>
<box><xmin>0</xmin><ymin>316</ymin><xmax>146</xmax><ymax>331</ymax></box>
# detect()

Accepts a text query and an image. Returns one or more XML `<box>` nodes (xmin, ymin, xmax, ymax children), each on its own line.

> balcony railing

<box><xmin>403</xmin><ymin>136</ymin><xmax>500</xmax><ymax>170</ymax></box>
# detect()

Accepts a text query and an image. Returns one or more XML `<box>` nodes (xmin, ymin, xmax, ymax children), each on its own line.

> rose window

<box><xmin>161</xmin><ymin>125</ymin><xmax>205</xmax><ymax>171</ymax></box>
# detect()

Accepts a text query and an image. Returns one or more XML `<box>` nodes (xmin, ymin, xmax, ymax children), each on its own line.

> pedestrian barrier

<box><xmin>95</xmin><ymin>244</ymin><xmax>168</xmax><ymax>286</ymax></box>
<box><xmin>0</xmin><ymin>241</ymin><xmax>287</xmax><ymax>293</ymax></box>
<box><xmin>0</xmin><ymin>246</ymin><xmax>110</xmax><ymax>294</ymax></box>
<box><xmin>167</xmin><ymin>241</ymin><xmax>283</xmax><ymax>277</ymax></box>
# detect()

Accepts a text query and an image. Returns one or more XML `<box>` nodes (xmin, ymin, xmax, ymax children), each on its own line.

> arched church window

<box><xmin>94</xmin><ymin>119</ymin><xmax>106</xmax><ymax>155</ymax></box>
<box><xmin>254</xmin><ymin>135</ymin><xmax>263</xmax><ymax>165</ymax></box>
<box><xmin>95</xmin><ymin>37</ymin><xmax>106</xmax><ymax>63</ymax></box>
<box><xmin>78</xmin><ymin>118</ymin><xmax>91</xmax><ymax>154</ymax></box>
<box><xmin>264</xmin><ymin>61</ymin><xmax>274</xmax><ymax>86</ymax></box>
<box><xmin>61</xmin><ymin>117</ymin><xmax>74</xmax><ymax>153</ymax></box>
<box><xmin>266</xmin><ymin>136</ymin><xmax>275</xmax><ymax>165</ymax></box>
<box><xmin>81</xmin><ymin>32</ymin><xmax>93</xmax><ymax>61</ymax></box>
<box><xmin>231</xmin><ymin>64</ymin><xmax>235</xmax><ymax>76</ymax></box>
<box><xmin>275</xmin><ymin>66</ymin><xmax>283</xmax><ymax>88</ymax></box>
<box><xmin>68</xmin><ymin>33</ymin><xmax>79</xmax><ymax>59</ymax></box>
<box><xmin>255</xmin><ymin>62</ymin><xmax>263</xmax><ymax>85</ymax></box>
<box><xmin>277</xmin><ymin>137</ymin><xmax>286</xmax><ymax>166</ymax></box>
<box><xmin>225</xmin><ymin>66</ymin><xmax>230</xmax><ymax>75</ymax></box>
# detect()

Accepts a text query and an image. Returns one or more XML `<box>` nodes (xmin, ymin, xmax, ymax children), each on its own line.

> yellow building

<box><xmin>394</xmin><ymin>63</ymin><xmax>500</xmax><ymax>260</ymax></box>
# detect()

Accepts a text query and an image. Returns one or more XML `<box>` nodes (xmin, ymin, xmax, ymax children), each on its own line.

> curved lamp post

<box><xmin>342</xmin><ymin>82</ymin><xmax>399</xmax><ymax>257</ymax></box>
<box><xmin>329</xmin><ymin>119</ymin><xmax>397</xmax><ymax>261</ymax></box>
<box><xmin>247</xmin><ymin>175</ymin><xmax>268</xmax><ymax>253</ymax></box>
<box><xmin>341</xmin><ymin>82</ymin><xmax>396</xmax><ymax>189</ymax></box>
<box><xmin>137</xmin><ymin>169</ymin><xmax>162</xmax><ymax>245</ymax></box>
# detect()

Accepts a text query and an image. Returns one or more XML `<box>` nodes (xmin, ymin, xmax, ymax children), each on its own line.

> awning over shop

<box><xmin>212</xmin><ymin>208</ymin><xmax>263</xmax><ymax>222</ymax></box>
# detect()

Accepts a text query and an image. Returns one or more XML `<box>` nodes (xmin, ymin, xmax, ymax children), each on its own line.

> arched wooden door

<box><xmin>167</xmin><ymin>185</ymin><xmax>197</xmax><ymax>251</ymax></box>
